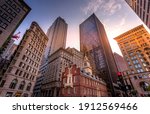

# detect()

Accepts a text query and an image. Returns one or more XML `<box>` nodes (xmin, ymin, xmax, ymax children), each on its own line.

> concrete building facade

<box><xmin>125</xmin><ymin>0</ymin><xmax>150</xmax><ymax>29</ymax></box>
<box><xmin>0</xmin><ymin>22</ymin><xmax>48</xmax><ymax>97</ymax></box>
<box><xmin>114</xmin><ymin>25</ymin><xmax>150</xmax><ymax>96</ymax></box>
<box><xmin>80</xmin><ymin>13</ymin><xmax>118</xmax><ymax>96</ymax></box>
<box><xmin>46</xmin><ymin>17</ymin><xmax>67</xmax><ymax>57</ymax></box>
<box><xmin>41</xmin><ymin>48</ymin><xmax>84</xmax><ymax>97</ymax></box>
<box><xmin>0</xmin><ymin>0</ymin><xmax>31</xmax><ymax>49</ymax></box>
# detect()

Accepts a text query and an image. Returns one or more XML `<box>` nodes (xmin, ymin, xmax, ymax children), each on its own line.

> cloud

<box><xmin>82</xmin><ymin>0</ymin><xmax>104</xmax><ymax>15</ymax></box>
<box><xmin>81</xmin><ymin>0</ymin><xmax>122</xmax><ymax>16</ymax></box>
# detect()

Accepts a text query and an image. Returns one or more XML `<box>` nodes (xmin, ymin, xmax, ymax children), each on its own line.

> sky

<box><xmin>15</xmin><ymin>0</ymin><xmax>150</xmax><ymax>56</ymax></box>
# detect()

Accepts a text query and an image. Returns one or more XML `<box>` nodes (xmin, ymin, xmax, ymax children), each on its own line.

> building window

<box><xmin>148</xmin><ymin>1</ymin><xmax>150</xmax><ymax>13</ymax></box>
<box><xmin>12</xmin><ymin>4</ymin><xmax>17</xmax><ymax>9</ymax></box>
<box><xmin>9</xmin><ymin>79</ymin><xmax>18</xmax><ymax>89</ymax></box>
<box><xmin>0</xmin><ymin>22</ymin><xmax>8</xmax><ymax>29</ymax></box>
<box><xmin>140</xmin><ymin>81</ymin><xmax>150</xmax><ymax>91</ymax></box>
<box><xmin>0</xmin><ymin>80</ymin><xmax>6</xmax><ymax>87</ymax></box>
<box><xmin>7</xmin><ymin>17</ymin><xmax>13</xmax><ymax>23</ymax></box>
<box><xmin>16</xmin><ymin>8</ymin><xmax>21</xmax><ymax>13</ymax></box>
<box><xmin>19</xmin><ymin>62</ymin><xmax>23</xmax><ymax>67</ymax></box>
<box><xmin>12</xmin><ymin>12</ymin><xmax>17</xmax><ymax>17</ymax></box>
<box><xmin>1</xmin><ymin>4</ymin><xmax>7</xmax><ymax>10</ymax></box>
<box><xmin>18</xmin><ymin>81</ymin><xmax>25</xmax><ymax>90</ymax></box>
<box><xmin>0</xmin><ymin>30</ymin><xmax>2</xmax><ymax>35</ymax></box>
<box><xmin>2</xmin><ymin>13</ymin><xmax>8</xmax><ymax>19</ymax></box>
<box><xmin>19</xmin><ymin>71</ymin><xmax>23</xmax><ymax>76</ymax></box>
<box><xmin>26</xmin><ymin>83</ymin><xmax>32</xmax><ymax>91</ymax></box>
<box><xmin>15</xmin><ymin>69</ymin><xmax>19</xmax><ymax>75</ymax></box>
<box><xmin>7</xmin><ymin>8</ymin><xmax>12</xmax><ymax>14</ymax></box>
<box><xmin>73</xmin><ymin>87</ymin><xmax>76</xmax><ymax>94</ymax></box>
<box><xmin>68</xmin><ymin>88</ymin><xmax>71</xmax><ymax>94</ymax></box>
<box><xmin>6</xmin><ymin>0</ymin><xmax>12</xmax><ymax>5</ymax></box>
<box><xmin>5</xmin><ymin>92</ymin><xmax>13</xmax><ymax>97</ymax></box>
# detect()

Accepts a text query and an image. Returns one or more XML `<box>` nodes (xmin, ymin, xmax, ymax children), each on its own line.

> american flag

<box><xmin>12</xmin><ymin>32</ymin><xmax>21</xmax><ymax>40</ymax></box>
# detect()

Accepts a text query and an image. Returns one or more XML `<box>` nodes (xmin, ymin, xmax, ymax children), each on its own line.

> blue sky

<box><xmin>15</xmin><ymin>0</ymin><xmax>149</xmax><ymax>55</ymax></box>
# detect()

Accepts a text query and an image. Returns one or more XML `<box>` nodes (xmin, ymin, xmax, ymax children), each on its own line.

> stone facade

<box><xmin>114</xmin><ymin>25</ymin><xmax>150</xmax><ymax>96</ymax></box>
<box><xmin>0</xmin><ymin>0</ymin><xmax>31</xmax><ymax>48</ymax></box>
<box><xmin>0</xmin><ymin>22</ymin><xmax>48</xmax><ymax>97</ymax></box>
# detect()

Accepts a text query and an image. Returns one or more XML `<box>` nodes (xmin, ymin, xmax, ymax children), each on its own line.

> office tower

<box><xmin>33</xmin><ymin>63</ymin><xmax>47</xmax><ymax>97</ymax></box>
<box><xmin>41</xmin><ymin>48</ymin><xmax>84</xmax><ymax>97</ymax></box>
<box><xmin>60</xmin><ymin>57</ymin><xmax>108</xmax><ymax>97</ymax></box>
<box><xmin>45</xmin><ymin>17</ymin><xmax>67</xmax><ymax>57</ymax></box>
<box><xmin>125</xmin><ymin>0</ymin><xmax>150</xmax><ymax>29</ymax></box>
<box><xmin>114</xmin><ymin>25</ymin><xmax>150</xmax><ymax>96</ymax></box>
<box><xmin>0</xmin><ymin>0</ymin><xmax>31</xmax><ymax>49</ymax></box>
<box><xmin>114</xmin><ymin>52</ymin><xmax>128</xmax><ymax>72</ymax></box>
<box><xmin>33</xmin><ymin>76</ymin><xmax>44</xmax><ymax>97</ymax></box>
<box><xmin>80</xmin><ymin>13</ymin><xmax>118</xmax><ymax>96</ymax></box>
<box><xmin>0</xmin><ymin>22</ymin><xmax>48</xmax><ymax>97</ymax></box>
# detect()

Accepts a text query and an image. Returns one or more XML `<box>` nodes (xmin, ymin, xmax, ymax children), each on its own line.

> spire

<box><xmin>83</xmin><ymin>54</ymin><xmax>93</xmax><ymax>75</ymax></box>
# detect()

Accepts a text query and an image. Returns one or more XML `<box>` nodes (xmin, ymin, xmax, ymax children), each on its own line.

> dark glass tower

<box><xmin>80</xmin><ymin>14</ymin><xmax>118</xmax><ymax>96</ymax></box>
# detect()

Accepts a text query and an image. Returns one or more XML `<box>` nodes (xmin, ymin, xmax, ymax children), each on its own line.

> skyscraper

<box><xmin>80</xmin><ymin>13</ymin><xmax>118</xmax><ymax>96</ymax></box>
<box><xmin>114</xmin><ymin>52</ymin><xmax>128</xmax><ymax>72</ymax></box>
<box><xmin>114</xmin><ymin>25</ymin><xmax>150</xmax><ymax>96</ymax></box>
<box><xmin>0</xmin><ymin>0</ymin><xmax>31</xmax><ymax>49</ymax></box>
<box><xmin>125</xmin><ymin>0</ymin><xmax>150</xmax><ymax>29</ymax></box>
<box><xmin>0</xmin><ymin>22</ymin><xmax>48</xmax><ymax>97</ymax></box>
<box><xmin>46</xmin><ymin>17</ymin><xmax>67</xmax><ymax>57</ymax></box>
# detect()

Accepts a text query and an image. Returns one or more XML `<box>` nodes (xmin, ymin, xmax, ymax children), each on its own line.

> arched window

<box><xmin>26</xmin><ymin>83</ymin><xmax>32</xmax><ymax>91</ymax></box>
<box><xmin>140</xmin><ymin>81</ymin><xmax>150</xmax><ymax>91</ymax></box>
<box><xmin>18</xmin><ymin>81</ymin><xmax>25</xmax><ymax>90</ymax></box>
<box><xmin>9</xmin><ymin>79</ymin><xmax>18</xmax><ymax>89</ymax></box>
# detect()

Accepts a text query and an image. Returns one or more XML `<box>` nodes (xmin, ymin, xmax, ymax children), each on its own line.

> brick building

<box><xmin>60</xmin><ymin>56</ymin><xmax>108</xmax><ymax>97</ymax></box>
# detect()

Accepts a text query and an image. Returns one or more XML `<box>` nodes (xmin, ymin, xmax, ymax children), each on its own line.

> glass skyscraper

<box><xmin>80</xmin><ymin>14</ymin><xmax>118</xmax><ymax>96</ymax></box>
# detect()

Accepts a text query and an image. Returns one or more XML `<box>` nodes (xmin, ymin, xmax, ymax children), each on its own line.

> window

<box><xmin>68</xmin><ymin>88</ymin><xmax>71</xmax><ymax>94</ymax></box>
<box><xmin>2</xmin><ymin>13</ymin><xmax>8</xmax><ymax>19</ymax></box>
<box><xmin>73</xmin><ymin>87</ymin><xmax>76</xmax><ymax>94</ymax></box>
<box><xmin>12</xmin><ymin>4</ymin><xmax>16</xmax><ymax>9</ymax></box>
<box><xmin>19</xmin><ymin>71</ymin><xmax>23</xmax><ymax>76</ymax></box>
<box><xmin>63</xmin><ymin>78</ymin><xmax>66</xmax><ymax>84</ymax></box>
<box><xmin>1</xmin><ymin>4</ymin><xmax>7</xmax><ymax>10</ymax></box>
<box><xmin>7</xmin><ymin>17</ymin><xmax>13</xmax><ymax>23</ymax></box>
<box><xmin>6</xmin><ymin>0</ymin><xmax>12</xmax><ymax>5</ymax></box>
<box><xmin>7</xmin><ymin>8</ymin><xmax>12</xmax><ymax>13</ymax></box>
<box><xmin>9</xmin><ymin>79</ymin><xmax>18</xmax><ymax>89</ymax></box>
<box><xmin>18</xmin><ymin>81</ymin><xmax>25</xmax><ymax>90</ymax></box>
<box><xmin>16</xmin><ymin>8</ymin><xmax>20</xmax><ymax>13</ymax></box>
<box><xmin>12</xmin><ymin>12</ymin><xmax>17</xmax><ymax>17</ymax></box>
<box><xmin>144</xmin><ymin>0</ymin><xmax>146</xmax><ymax>10</ymax></box>
<box><xmin>148</xmin><ymin>0</ymin><xmax>150</xmax><ymax>13</ymax></box>
<box><xmin>19</xmin><ymin>62</ymin><xmax>23</xmax><ymax>67</ymax></box>
<box><xmin>26</xmin><ymin>83</ymin><xmax>32</xmax><ymax>91</ymax></box>
<box><xmin>140</xmin><ymin>82</ymin><xmax>150</xmax><ymax>91</ymax></box>
<box><xmin>26</xmin><ymin>74</ymin><xmax>29</xmax><ymax>79</ymax></box>
<box><xmin>23</xmin><ymin>72</ymin><xmax>26</xmax><ymax>77</ymax></box>
<box><xmin>0</xmin><ymin>80</ymin><xmax>6</xmax><ymax>87</ymax></box>
<box><xmin>15</xmin><ymin>69</ymin><xmax>19</xmax><ymax>75</ymax></box>
<box><xmin>22</xmin><ymin>55</ymin><xmax>26</xmax><ymax>60</ymax></box>
<box><xmin>5</xmin><ymin>92</ymin><xmax>13</xmax><ymax>97</ymax></box>
<box><xmin>0</xmin><ymin>23</ymin><xmax>8</xmax><ymax>29</ymax></box>
<box><xmin>0</xmin><ymin>30</ymin><xmax>2</xmax><ymax>35</ymax></box>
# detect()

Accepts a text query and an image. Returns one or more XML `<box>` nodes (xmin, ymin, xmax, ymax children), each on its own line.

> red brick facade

<box><xmin>60</xmin><ymin>65</ymin><xmax>108</xmax><ymax>97</ymax></box>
